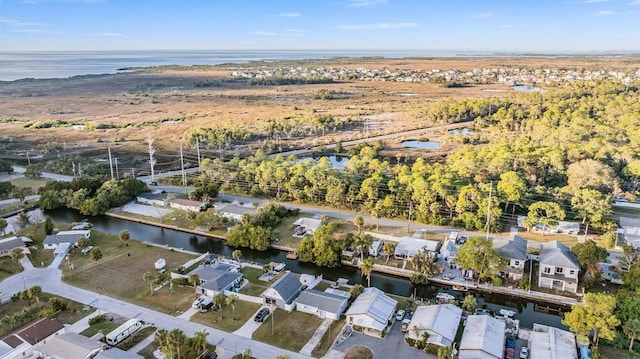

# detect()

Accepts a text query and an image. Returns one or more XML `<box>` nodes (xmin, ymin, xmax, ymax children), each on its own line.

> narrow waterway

<box><xmin>48</xmin><ymin>209</ymin><xmax>568</xmax><ymax>329</ymax></box>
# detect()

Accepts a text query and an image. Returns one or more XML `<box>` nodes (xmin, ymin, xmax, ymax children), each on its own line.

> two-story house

<box><xmin>493</xmin><ymin>235</ymin><xmax>528</xmax><ymax>281</ymax></box>
<box><xmin>538</xmin><ymin>241</ymin><xmax>580</xmax><ymax>293</ymax></box>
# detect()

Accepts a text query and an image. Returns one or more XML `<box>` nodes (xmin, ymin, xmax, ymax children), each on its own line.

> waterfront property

<box><xmin>0</xmin><ymin>236</ymin><xmax>27</xmax><ymax>257</ymax></box>
<box><xmin>599</xmin><ymin>252</ymin><xmax>624</xmax><ymax>285</ymax></box>
<box><xmin>35</xmin><ymin>332</ymin><xmax>105</xmax><ymax>359</ymax></box>
<box><xmin>345</xmin><ymin>287</ymin><xmax>397</xmax><ymax>338</ymax></box>
<box><xmin>214</xmin><ymin>203</ymin><xmax>257</xmax><ymax>221</ymax></box>
<box><xmin>618</xmin><ymin>216</ymin><xmax>640</xmax><ymax>249</ymax></box>
<box><xmin>262</xmin><ymin>271</ymin><xmax>303</xmax><ymax>310</ymax></box>
<box><xmin>135</xmin><ymin>191</ymin><xmax>169</xmax><ymax>207</ymax></box>
<box><xmin>95</xmin><ymin>347</ymin><xmax>144</xmax><ymax>359</ymax></box>
<box><xmin>458</xmin><ymin>315</ymin><xmax>506</xmax><ymax>359</ymax></box>
<box><xmin>493</xmin><ymin>235</ymin><xmax>528</xmax><ymax>281</ymax></box>
<box><xmin>538</xmin><ymin>241</ymin><xmax>580</xmax><ymax>293</ymax></box>
<box><xmin>394</xmin><ymin>237</ymin><xmax>440</xmax><ymax>260</ymax></box>
<box><xmin>192</xmin><ymin>263</ymin><xmax>244</xmax><ymax>297</ymax></box>
<box><xmin>43</xmin><ymin>231</ymin><xmax>90</xmax><ymax>250</ymax></box>
<box><xmin>0</xmin><ymin>318</ymin><xmax>65</xmax><ymax>359</ymax></box>
<box><xmin>405</xmin><ymin>304</ymin><xmax>462</xmax><ymax>347</ymax></box>
<box><xmin>528</xmin><ymin>323</ymin><xmax>578</xmax><ymax>359</ymax></box>
<box><xmin>292</xmin><ymin>217</ymin><xmax>323</xmax><ymax>236</ymax></box>
<box><xmin>295</xmin><ymin>288</ymin><xmax>350</xmax><ymax>320</ymax></box>
<box><xmin>169</xmin><ymin>198</ymin><xmax>206</xmax><ymax>212</ymax></box>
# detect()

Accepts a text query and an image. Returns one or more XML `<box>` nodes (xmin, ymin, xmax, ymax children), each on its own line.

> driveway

<box><xmin>332</xmin><ymin>320</ymin><xmax>436</xmax><ymax>359</ymax></box>
<box><xmin>233</xmin><ymin>306</ymin><xmax>271</xmax><ymax>338</ymax></box>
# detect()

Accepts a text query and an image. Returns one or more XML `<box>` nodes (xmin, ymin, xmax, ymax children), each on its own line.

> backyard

<box><xmin>252</xmin><ymin>309</ymin><xmax>324</xmax><ymax>352</ymax></box>
<box><xmin>190</xmin><ymin>299</ymin><xmax>262</xmax><ymax>332</ymax></box>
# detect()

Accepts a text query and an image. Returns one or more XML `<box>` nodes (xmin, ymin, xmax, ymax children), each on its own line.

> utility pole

<box><xmin>196</xmin><ymin>137</ymin><xmax>202</xmax><ymax>170</ymax></box>
<box><xmin>148</xmin><ymin>134</ymin><xmax>156</xmax><ymax>181</ymax></box>
<box><xmin>72</xmin><ymin>162</ymin><xmax>76</xmax><ymax>178</ymax></box>
<box><xmin>180</xmin><ymin>144</ymin><xmax>186</xmax><ymax>186</ymax></box>
<box><xmin>26</xmin><ymin>151</ymin><xmax>31</xmax><ymax>166</ymax></box>
<box><xmin>115</xmin><ymin>158</ymin><xmax>119</xmax><ymax>180</ymax></box>
<box><xmin>486</xmin><ymin>181</ymin><xmax>492</xmax><ymax>240</ymax></box>
<box><xmin>407</xmin><ymin>200</ymin><xmax>413</xmax><ymax>233</ymax></box>
<box><xmin>78</xmin><ymin>162</ymin><xmax>82</xmax><ymax>177</ymax></box>
<box><xmin>131</xmin><ymin>168</ymin><xmax>135</xmax><ymax>178</ymax></box>
<box><xmin>108</xmin><ymin>146</ymin><xmax>114</xmax><ymax>180</ymax></box>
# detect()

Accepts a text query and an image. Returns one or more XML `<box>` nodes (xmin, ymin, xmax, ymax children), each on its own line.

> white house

<box><xmin>394</xmin><ymin>237</ymin><xmax>440</xmax><ymax>259</ymax></box>
<box><xmin>136</xmin><ymin>192</ymin><xmax>168</xmax><ymax>207</ymax></box>
<box><xmin>169</xmin><ymin>198</ymin><xmax>205</xmax><ymax>212</ymax></box>
<box><xmin>214</xmin><ymin>203</ymin><xmax>257</xmax><ymax>221</ymax></box>
<box><xmin>295</xmin><ymin>289</ymin><xmax>350</xmax><ymax>320</ymax></box>
<box><xmin>517</xmin><ymin>216</ymin><xmax>580</xmax><ymax>235</ymax></box>
<box><xmin>618</xmin><ymin>216</ymin><xmax>640</xmax><ymax>249</ymax></box>
<box><xmin>192</xmin><ymin>264</ymin><xmax>243</xmax><ymax>297</ymax></box>
<box><xmin>493</xmin><ymin>235</ymin><xmax>528</xmax><ymax>280</ymax></box>
<box><xmin>439</xmin><ymin>239</ymin><xmax>459</xmax><ymax>263</ymax></box>
<box><xmin>405</xmin><ymin>304</ymin><xmax>462</xmax><ymax>347</ymax></box>
<box><xmin>36</xmin><ymin>332</ymin><xmax>105</xmax><ymax>359</ymax></box>
<box><xmin>345</xmin><ymin>287</ymin><xmax>397</xmax><ymax>338</ymax></box>
<box><xmin>262</xmin><ymin>272</ymin><xmax>303</xmax><ymax>310</ymax></box>
<box><xmin>95</xmin><ymin>348</ymin><xmax>144</xmax><ymax>359</ymax></box>
<box><xmin>0</xmin><ymin>318</ymin><xmax>65</xmax><ymax>359</ymax></box>
<box><xmin>43</xmin><ymin>232</ymin><xmax>88</xmax><ymax>250</ymax></box>
<box><xmin>458</xmin><ymin>315</ymin><xmax>506</xmax><ymax>359</ymax></box>
<box><xmin>292</xmin><ymin>218</ymin><xmax>323</xmax><ymax>235</ymax></box>
<box><xmin>529</xmin><ymin>323</ymin><xmax>578</xmax><ymax>359</ymax></box>
<box><xmin>599</xmin><ymin>252</ymin><xmax>624</xmax><ymax>285</ymax></box>
<box><xmin>0</xmin><ymin>236</ymin><xmax>27</xmax><ymax>257</ymax></box>
<box><xmin>368</xmin><ymin>241</ymin><xmax>384</xmax><ymax>257</ymax></box>
<box><xmin>538</xmin><ymin>241</ymin><xmax>580</xmax><ymax>293</ymax></box>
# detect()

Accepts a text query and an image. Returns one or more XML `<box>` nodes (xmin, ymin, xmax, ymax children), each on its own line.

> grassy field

<box><xmin>311</xmin><ymin>318</ymin><xmax>345</xmax><ymax>357</ymax></box>
<box><xmin>252</xmin><ymin>309</ymin><xmax>323</xmax><ymax>352</ymax></box>
<box><xmin>0</xmin><ymin>257</ymin><xmax>23</xmax><ymax>281</ymax></box>
<box><xmin>9</xmin><ymin>177</ymin><xmax>49</xmax><ymax>191</ymax></box>
<box><xmin>191</xmin><ymin>299</ymin><xmax>262</xmax><ymax>332</ymax></box>
<box><xmin>80</xmin><ymin>320</ymin><xmax>121</xmax><ymax>337</ymax></box>
<box><xmin>61</xmin><ymin>230</ymin><xmax>200</xmax><ymax>315</ymax></box>
<box><xmin>344</xmin><ymin>345</ymin><xmax>373</xmax><ymax>359</ymax></box>
<box><xmin>238</xmin><ymin>267</ymin><xmax>284</xmax><ymax>296</ymax></box>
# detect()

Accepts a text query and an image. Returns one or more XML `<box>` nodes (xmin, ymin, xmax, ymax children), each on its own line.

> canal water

<box><xmin>48</xmin><ymin>209</ymin><xmax>568</xmax><ymax>330</ymax></box>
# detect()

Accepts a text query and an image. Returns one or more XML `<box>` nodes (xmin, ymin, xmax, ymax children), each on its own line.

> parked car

<box><xmin>254</xmin><ymin>308</ymin><xmax>270</xmax><ymax>322</ymax></box>
<box><xmin>207</xmin><ymin>352</ymin><xmax>218</xmax><ymax>359</ymax></box>
<box><xmin>400</xmin><ymin>318</ymin><xmax>411</xmax><ymax>332</ymax></box>
<box><xmin>149</xmin><ymin>181</ymin><xmax>158</xmax><ymax>186</ymax></box>
<box><xmin>519</xmin><ymin>347</ymin><xmax>528</xmax><ymax>359</ymax></box>
<box><xmin>395</xmin><ymin>309</ymin><xmax>406</xmax><ymax>321</ymax></box>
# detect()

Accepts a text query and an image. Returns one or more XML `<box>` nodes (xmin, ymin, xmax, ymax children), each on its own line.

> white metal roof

<box><xmin>459</xmin><ymin>315</ymin><xmax>506</xmax><ymax>359</ymax></box>
<box><xmin>530</xmin><ymin>324</ymin><xmax>578</xmax><ymax>359</ymax></box>
<box><xmin>407</xmin><ymin>304</ymin><xmax>462</xmax><ymax>346</ymax></box>
<box><xmin>345</xmin><ymin>287</ymin><xmax>397</xmax><ymax>330</ymax></box>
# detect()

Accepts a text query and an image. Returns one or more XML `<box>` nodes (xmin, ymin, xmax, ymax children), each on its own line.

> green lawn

<box><xmin>311</xmin><ymin>318</ymin><xmax>345</xmax><ymax>357</ymax></box>
<box><xmin>191</xmin><ymin>299</ymin><xmax>262</xmax><ymax>332</ymax></box>
<box><xmin>80</xmin><ymin>320</ymin><xmax>121</xmax><ymax>337</ymax></box>
<box><xmin>0</xmin><ymin>257</ymin><xmax>23</xmax><ymax>281</ymax></box>
<box><xmin>9</xmin><ymin>177</ymin><xmax>49</xmax><ymax>191</ymax></box>
<box><xmin>252</xmin><ymin>309</ymin><xmax>323</xmax><ymax>352</ymax></box>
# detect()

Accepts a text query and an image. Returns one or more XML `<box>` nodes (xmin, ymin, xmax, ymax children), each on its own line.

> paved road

<box><xmin>12</xmin><ymin>166</ymin><xmax>74</xmax><ymax>182</ymax></box>
<box><xmin>0</xmin><ymin>260</ymin><xmax>312</xmax><ymax>359</ymax></box>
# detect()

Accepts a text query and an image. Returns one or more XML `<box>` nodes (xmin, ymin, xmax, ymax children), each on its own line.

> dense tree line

<box><xmin>226</xmin><ymin>203</ymin><xmax>299</xmax><ymax>251</ymax></box>
<box><xmin>249</xmin><ymin>75</ymin><xmax>333</xmax><ymax>86</ymax></box>
<box><xmin>198</xmin><ymin>80</ymin><xmax>638</xmax><ymax>235</ymax></box>
<box><xmin>38</xmin><ymin>176</ymin><xmax>147</xmax><ymax>216</ymax></box>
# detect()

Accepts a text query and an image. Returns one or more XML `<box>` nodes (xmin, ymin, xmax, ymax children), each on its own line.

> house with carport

<box><xmin>43</xmin><ymin>231</ymin><xmax>89</xmax><ymax>250</ymax></box>
<box><xmin>262</xmin><ymin>271</ymin><xmax>303</xmax><ymax>310</ymax></box>
<box><xmin>192</xmin><ymin>263</ymin><xmax>243</xmax><ymax>297</ymax></box>
<box><xmin>35</xmin><ymin>332</ymin><xmax>105</xmax><ymax>359</ymax></box>
<box><xmin>0</xmin><ymin>318</ymin><xmax>65</xmax><ymax>359</ymax></box>
<box><xmin>95</xmin><ymin>347</ymin><xmax>144</xmax><ymax>359</ymax></box>
<box><xmin>538</xmin><ymin>241</ymin><xmax>580</xmax><ymax>293</ymax></box>
<box><xmin>136</xmin><ymin>191</ymin><xmax>168</xmax><ymax>207</ymax></box>
<box><xmin>214</xmin><ymin>203</ymin><xmax>257</xmax><ymax>221</ymax></box>
<box><xmin>345</xmin><ymin>287</ymin><xmax>397</xmax><ymax>338</ymax></box>
<box><xmin>295</xmin><ymin>288</ymin><xmax>350</xmax><ymax>320</ymax></box>
<box><xmin>405</xmin><ymin>304</ymin><xmax>462</xmax><ymax>347</ymax></box>
<box><xmin>528</xmin><ymin>323</ymin><xmax>578</xmax><ymax>359</ymax></box>
<box><xmin>493</xmin><ymin>234</ymin><xmax>528</xmax><ymax>280</ymax></box>
<box><xmin>0</xmin><ymin>236</ymin><xmax>28</xmax><ymax>257</ymax></box>
<box><xmin>458</xmin><ymin>315</ymin><xmax>506</xmax><ymax>359</ymax></box>
<box><xmin>394</xmin><ymin>237</ymin><xmax>440</xmax><ymax>260</ymax></box>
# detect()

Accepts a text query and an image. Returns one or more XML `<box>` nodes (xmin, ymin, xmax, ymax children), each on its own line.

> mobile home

<box><xmin>105</xmin><ymin>319</ymin><xmax>143</xmax><ymax>346</ymax></box>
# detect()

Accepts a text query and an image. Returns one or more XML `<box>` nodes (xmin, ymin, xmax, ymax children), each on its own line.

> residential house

<box><xmin>529</xmin><ymin>323</ymin><xmax>578</xmax><ymax>359</ymax></box>
<box><xmin>169</xmin><ymin>198</ymin><xmax>206</xmax><ymax>212</ymax></box>
<box><xmin>517</xmin><ymin>216</ymin><xmax>580</xmax><ymax>235</ymax></box>
<box><xmin>394</xmin><ymin>237</ymin><xmax>440</xmax><ymax>260</ymax></box>
<box><xmin>192</xmin><ymin>264</ymin><xmax>243</xmax><ymax>297</ymax></box>
<box><xmin>214</xmin><ymin>203</ymin><xmax>257</xmax><ymax>221</ymax></box>
<box><xmin>599</xmin><ymin>252</ymin><xmax>624</xmax><ymax>285</ymax></box>
<box><xmin>345</xmin><ymin>287</ymin><xmax>397</xmax><ymax>338</ymax></box>
<box><xmin>262</xmin><ymin>271</ymin><xmax>303</xmax><ymax>310</ymax></box>
<box><xmin>618</xmin><ymin>216</ymin><xmax>640</xmax><ymax>249</ymax></box>
<box><xmin>458</xmin><ymin>315</ymin><xmax>506</xmax><ymax>359</ymax></box>
<box><xmin>292</xmin><ymin>218</ymin><xmax>323</xmax><ymax>236</ymax></box>
<box><xmin>43</xmin><ymin>231</ymin><xmax>89</xmax><ymax>250</ymax></box>
<box><xmin>295</xmin><ymin>289</ymin><xmax>350</xmax><ymax>320</ymax></box>
<box><xmin>405</xmin><ymin>304</ymin><xmax>462</xmax><ymax>347</ymax></box>
<box><xmin>136</xmin><ymin>192</ymin><xmax>168</xmax><ymax>207</ymax></box>
<box><xmin>368</xmin><ymin>241</ymin><xmax>384</xmax><ymax>257</ymax></box>
<box><xmin>493</xmin><ymin>235</ymin><xmax>528</xmax><ymax>280</ymax></box>
<box><xmin>0</xmin><ymin>318</ymin><xmax>65</xmax><ymax>359</ymax></box>
<box><xmin>538</xmin><ymin>241</ymin><xmax>580</xmax><ymax>293</ymax></box>
<box><xmin>439</xmin><ymin>239</ymin><xmax>459</xmax><ymax>263</ymax></box>
<box><xmin>0</xmin><ymin>236</ymin><xmax>26</xmax><ymax>257</ymax></box>
<box><xmin>36</xmin><ymin>332</ymin><xmax>105</xmax><ymax>359</ymax></box>
<box><xmin>95</xmin><ymin>348</ymin><xmax>144</xmax><ymax>359</ymax></box>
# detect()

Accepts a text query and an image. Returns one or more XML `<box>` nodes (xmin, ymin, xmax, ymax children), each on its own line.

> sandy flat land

<box><xmin>1</xmin><ymin>56</ymin><xmax>636</xmax><ymax>170</ymax></box>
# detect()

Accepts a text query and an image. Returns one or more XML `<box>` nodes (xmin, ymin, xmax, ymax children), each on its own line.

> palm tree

<box><xmin>358</xmin><ymin>257</ymin><xmax>375</xmax><ymax>287</ymax></box>
<box><xmin>9</xmin><ymin>247</ymin><xmax>24</xmax><ymax>262</ymax></box>
<box><xmin>0</xmin><ymin>218</ymin><xmax>7</xmax><ymax>235</ymax></box>
<box><xmin>119</xmin><ymin>230</ymin><xmax>130</xmax><ymax>245</ymax></box>
<box><xmin>192</xmin><ymin>329</ymin><xmax>209</xmax><ymax>356</ymax></box>
<box><xmin>382</xmin><ymin>242</ymin><xmax>396</xmax><ymax>264</ymax></box>
<box><xmin>214</xmin><ymin>293</ymin><xmax>226</xmax><ymax>319</ymax></box>
<box><xmin>226</xmin><ymin>294</ymin><xmax>238</xmax><ymax>320</ymax></box>
<box><xmin>90</xmin><ymin>247</ymin><xmax>102</xmax><ymax>261</ymax></box>
<box><xmin>143</xmin><ymin>271</ymin><xmax>155</xmax><ymax>296</ymax></box>
<box><xmin>28</xmin><ymin>285</ymin><xmax>42</xmax><ymax>304</ymax></box>
<box><xmin>354</xmin><ymin>215</ymin><xmax>365</xmax><ymax>233</ymax></box>
<box><xmin>354</xmin><ymin>233</ymin><xmax>373</xmax><ymax>262</ymax></box>
<box><xmin>437</xmin><ymin>345</ymin><xmax>453</xmax><ymax>359</ymax></box>
<box><xmin>155</xmin><ymin>329</ymin><xmax>171</xmax><ymax>358</ymax></box>
<box><xmin>188</xmin><ymin>274</ymin><xmax>200</xmax><ymax>295</ymax></box>
<box><xmin>232</xmin><ymin>249</ymin><xmax>242</xmax><ymax>269</ymax></box>
<box><xmin>624</xmin><ymin>318</ymin><xmax>640</xmax><ymax>351</ymax></box>
<box><xmin>461</xmin><ymin>295</ymin><xmax>477</xmax><ymax>312</ymax></box>
<box><xmin>167</xmin><ymin>328</ymin><xmax>186</xmax><ymax>359</ymax></box>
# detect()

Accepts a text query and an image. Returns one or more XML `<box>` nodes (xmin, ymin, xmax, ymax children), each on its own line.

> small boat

<box><xmin>499</xmin><ymin>309</ymin><xmax>517</xmax><ymax>317</ymax></box>
<box><xmin>270</xmin><ymin>262</ymin><xmax>286</xmax><ymax>272</ymax></box>
<box><xmin>452</xmin><ymin>285</ymin><xmax>468</xmax><ymax>292</ymax></box>
<box><xmin>436</xmin><ymin>292</ymin><xmax>455</xmax><ymax>302</ymax></box>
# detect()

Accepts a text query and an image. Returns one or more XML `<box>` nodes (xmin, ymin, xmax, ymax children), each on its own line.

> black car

<box><xmin>254</xmin><ymin>308</ymin><xmax>270</xmax><ymax>322</ymax></box>
<box><xmin>207</xmin><ymin>352</ymin><xmax>218</xmax><ymax>359</ymax></box>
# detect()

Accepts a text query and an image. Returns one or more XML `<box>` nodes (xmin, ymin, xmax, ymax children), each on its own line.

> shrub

<box><xmin>88</xmin><ymin>314</ymin><xmax>107</xmax><ymax>325</ymax></box>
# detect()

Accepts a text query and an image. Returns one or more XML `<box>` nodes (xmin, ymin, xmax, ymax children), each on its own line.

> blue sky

<box><xmin>1</xmin><ymin>0</ymin><xmax>639</xmax><ymax>52</ymax></box>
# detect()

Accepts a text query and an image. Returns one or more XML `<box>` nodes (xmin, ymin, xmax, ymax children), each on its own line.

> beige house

<box><xmin>538</xmin><ymin>241</ymin><xmax>580</xmax><ymax>293</ymax></box>
<box><xmin>345</xmin><ymin>287</ymin><xmax>397</xmax><ymax>338</ymax></box>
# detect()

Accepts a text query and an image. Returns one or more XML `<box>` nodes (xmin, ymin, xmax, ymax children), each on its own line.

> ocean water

<box><xmin>0</xmin><ymin>49</ymin><xmax>463</xmax><ymax>81</ymax></box>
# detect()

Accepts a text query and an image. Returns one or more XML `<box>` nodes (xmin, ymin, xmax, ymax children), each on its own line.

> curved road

<box><xmin>0</xmin><ymin>258</ymin><xmax>312</xmax><ymax>359</ymax></box>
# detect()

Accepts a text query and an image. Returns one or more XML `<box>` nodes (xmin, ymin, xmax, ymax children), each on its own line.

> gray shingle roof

<box><xmin>43</xmin><ymin>233</ymin><xmax>83</xmax><ymax>245</ymax></box>
<box><xmin>271</xmin><ymin>272</ymin><xmax>303</xmax><ymax>304</ymax></box>
<box><xmin>540</xmin><ymin>241</ymin><xmax>580</xmax><ymax>269</ymax></box>
<box><xmin>0</xmin><ymin>237</ymin><xmax>25</xmax><ymax>253</ymax></box>
<box><xmin>296</xmin><ymin>289</ymin><xmax>348</xmax><ymax>313</ymax></box>
<box><xmin>193</xmin><ymin>265</ymin><xmax>242</xmax><ymax>292</ymax></box>
<box><xmin>493</xmin><ymin>235</ymin><xmax>528</xmax><ymax>260</ymax></box>
<box><xmin>95</xmin><ymin>348</ymin><xmax>144</xmax><ymax>359</ymax></box>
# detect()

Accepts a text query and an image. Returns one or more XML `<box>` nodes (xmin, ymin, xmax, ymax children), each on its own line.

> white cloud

<box><xmin>278</xmin><ymin>12</ymin><xmax>300</xmax><ymax>17</ymax></box>
<box><xmin>338</xmin><ymin>22</ymin><xmax>417</xmax><ymax>30</ymax></box>
<box><xmin>579</xmin><ymin>0</ymin><xmax>612</xmax><ymax>3</ymax></box>
<box><xmin>252</xmin><ymin>31</ymin><xmax>277</xmax><ymax>36</ymax></box>
<box><xmin>96</xmin><ymin>32</ymin><xmax>124</xmax><ymax>37</ymax></box>
<box><xmin>596</xmin><ymin>10</ymin><xmax>615</xmax><ymax>15</ymax></box>
<box><xmin>473</xmin><ymin>12</ymin><xmax>500</xmax><ymax>18</ymax></box>
<box><xmin>0</xmin><ymin>17</ymin><xmax>47</xmax><ymax>26</ymax></box>
<box><xmin>284</xmin><ymin>29</ymin><xmax>306</xmax><ymax>33</ymax></box>
<box><xmin>10</xmin><ymin>28</ymin><xmax>62</xmax><ymax>34</ymax></box>
<box><xmin>348</xmin><ymin>0</ymin><xmax>388</xmax><ymax>7</ymax></box>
